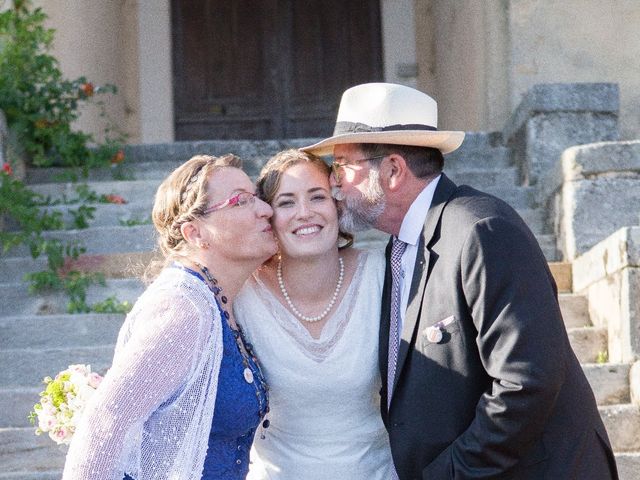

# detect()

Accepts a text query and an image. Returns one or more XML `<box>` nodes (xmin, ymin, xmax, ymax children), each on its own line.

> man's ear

<box><xmin>380</xmin><ymin>154</ymin><xmax>407</xmax><ymax>192</ymax></box>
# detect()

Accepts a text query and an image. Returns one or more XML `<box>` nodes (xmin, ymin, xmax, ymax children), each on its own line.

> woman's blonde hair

<box><xmin>145</xmin><ymin>154</ymin><xmax>241</xmax><ymax>280</ymax></box>
<box><xmin>256</xmin><ymin>149</ymin><xmax>353</xmax><ymax>248</ymax></box>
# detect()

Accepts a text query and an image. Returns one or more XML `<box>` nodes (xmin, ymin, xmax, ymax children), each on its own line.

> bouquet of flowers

<box><xmin>28</xmin><ymin>364</ymin><xmax>104</xmax><ymax>445</ymax></box>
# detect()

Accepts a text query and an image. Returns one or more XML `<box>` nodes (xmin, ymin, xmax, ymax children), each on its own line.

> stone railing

<box><xmin>572</xmin><ymin>226</ymin><xmax>640</xmax><ymax>364</ymax></box>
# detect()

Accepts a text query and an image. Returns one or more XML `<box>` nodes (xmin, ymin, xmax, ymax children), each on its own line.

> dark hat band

<box><xmin>333</xmin><ymin>121</ymin><xmax>438</xmax><ymax>136</ymax></box>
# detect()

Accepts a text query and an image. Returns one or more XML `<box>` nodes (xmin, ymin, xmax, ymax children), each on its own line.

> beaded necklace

<box><xmin>179</xmin><ymin>261</ymin><xmax>271</xmax><ymax>436</ymax></box>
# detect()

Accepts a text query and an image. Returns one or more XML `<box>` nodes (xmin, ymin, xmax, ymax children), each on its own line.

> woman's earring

<box><xmin>200</xmin><ymin>241</ymin><xmax>210</xmax><ymax>250</ymax></box>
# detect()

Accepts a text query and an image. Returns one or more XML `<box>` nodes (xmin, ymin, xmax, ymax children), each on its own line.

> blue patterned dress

<box><xmin>125</xmin><ymin>266</ymin><xmax>268</xmax><ymax>480</ymax></box>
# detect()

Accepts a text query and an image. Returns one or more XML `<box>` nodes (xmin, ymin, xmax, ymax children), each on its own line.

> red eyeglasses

<box><xmin>204</xmin><ymin>192</ymin><xmax>257</xmax><ymax>214</ymax></box>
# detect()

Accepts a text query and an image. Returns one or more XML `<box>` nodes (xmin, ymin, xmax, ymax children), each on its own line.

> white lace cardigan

<box><xmin>62</xmin><ymin>267</ymin><xmax>224</xmax><ymax>480</ymax></box>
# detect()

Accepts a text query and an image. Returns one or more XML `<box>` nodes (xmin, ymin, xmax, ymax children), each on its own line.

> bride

<box><xmin>234</xmin><ymin>149</ymin><xmax>392</xmax><ymax>479</ymax></box>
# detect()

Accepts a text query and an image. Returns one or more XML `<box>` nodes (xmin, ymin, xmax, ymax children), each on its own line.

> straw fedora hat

<box><xmin>302</xmin><ymin>83</ymin><xmax>465</xmax><ymax>157</ymax></box>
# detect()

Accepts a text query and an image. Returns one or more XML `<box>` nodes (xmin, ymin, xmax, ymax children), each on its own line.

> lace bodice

<box><xmin>62</xmin><ymin>267</ymin><xmax>223</xmax><ymax>480</ymax></box>
<box><xmin>234</xmin><ymin>250</ymin><xmax>393</xmax><ymax>479</ymax></box>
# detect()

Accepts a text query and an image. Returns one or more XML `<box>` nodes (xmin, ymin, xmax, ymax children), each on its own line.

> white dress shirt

<box><xmin>395</xmin><ymin>174</ymin><xmax>441</xmax><ymax>332</ymax></box>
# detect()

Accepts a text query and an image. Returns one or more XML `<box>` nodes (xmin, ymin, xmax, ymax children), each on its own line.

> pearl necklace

<box><xmin>277</xmin><ymin>257</ymin><xmax>344</xmax><ymax>323</ymax></box>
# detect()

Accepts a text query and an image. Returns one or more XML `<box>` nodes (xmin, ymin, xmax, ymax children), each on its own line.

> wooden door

<box><xmin>172</xmin><ymin>0</ymin><xmax>382</xmax><ymax>140</ymax></box>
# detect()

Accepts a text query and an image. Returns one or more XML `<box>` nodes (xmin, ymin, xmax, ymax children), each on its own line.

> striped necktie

<box><xmin>387</xmin><ymin>237</ymin><xmax>407</xmax><ymax>409</ymax></box>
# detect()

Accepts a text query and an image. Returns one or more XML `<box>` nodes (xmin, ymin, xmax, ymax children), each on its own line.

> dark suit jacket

<box><xmin>379</xmin><ymin>174</ymin><xmax>618</xmax><ymax>480</ymax></box>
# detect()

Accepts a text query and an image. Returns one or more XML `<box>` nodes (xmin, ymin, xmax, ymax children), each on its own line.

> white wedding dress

<box><xmin>234</xmin><ymin>250</ymin><xmax>393</xmax><ymax>480</ymax></box>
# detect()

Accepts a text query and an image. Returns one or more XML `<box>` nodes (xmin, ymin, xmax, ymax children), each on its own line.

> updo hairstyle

<box><xmin>256</xmin><ymin>149</ymin><xmax>353</xmax><ymax>249</ymax></box>
<box><xmin>152</xmin><ymin>153</ymin><xmax>242</xmax><ymax>262</ymax></box>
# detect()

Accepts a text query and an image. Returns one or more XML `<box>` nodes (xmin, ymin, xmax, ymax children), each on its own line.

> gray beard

<box><xmin>337</xmin><ymin>169</ymin><xmax>385</xmax><ymax>233</ymax></box>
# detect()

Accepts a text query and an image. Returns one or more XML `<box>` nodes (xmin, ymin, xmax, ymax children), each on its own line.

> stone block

<box><xmin>558</xmin><ymin>141</ymin><xmax>640</xmax><ymax>259</ymax></box>
<box><xmin>562</xmin><ymin>140</ymin><xmax>640</xmax><ymax>180</ymax></box>
<box><xmin>583</xmin><ymin>363</ymin><xmax>631</xmax><ymax>406</ymax></box>
<box><xmin>503</xmin><ymin>83</ymin><xmax>620</xmax><ymax>210</ymax></box>
<box><xmin>599</xmin><ymin>404</ymin><xmax>640</xmax><ymax>452</ymax></box>
<box><xmin>631</xmin><ymin>361</ymin><xmax>640</xmax><ymax>406</ymax></box>
<box><xmin>559</xmin><ymin>293</ymin><xmax>589</xmax><ymax>328</ymax></box>
<box><xmin>505</xmin><ymin>84</ymin><xmax>619</xmax><ymax>138</ymax></box>
<box><xmin>567</xmin><ymin>326</ymin><xmax>608</xmax><ymax>363</ymax></box>
<box><xmin>615</xmin><ymin>453</ymin><xmax>640</xmax><ymax>480</ymax></box>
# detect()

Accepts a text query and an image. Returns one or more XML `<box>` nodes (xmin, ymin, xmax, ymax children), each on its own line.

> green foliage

<box><xmin>63</xmin><ymin>271</ymin><xmax>106</xmax><ymax>314</ymax></box>
<box><xmin>0</xmin><ymin>1</ymin><xmax>130</xmax><ymax>313</ymax></box>
<box><xmin>0</xmin><ymin>0</ymin><xmax>123</xmax><ymax>169</ymax></box>
<box><xmin>596</xmin><ymin>351</ymin><xmax>608</xmax><ymax>364</ymax></box>
<box><xmin>0</xmin><ymin>171</ymin><xmax>63</xmax><ymax>254</ymax></box>
<box><xmin>92</xmin><ymin>295</ymin><xmax>133</xmax><ymax>314</ymax></box>
<box><xmin>119</xmin><ymin>216</ymin><xmax>150</xmax><ymax>227</ymax></box>
<box><xmin>68</xmin><ymin>204</ymin><xmax>96</xmax><ymax>229</ymax></box>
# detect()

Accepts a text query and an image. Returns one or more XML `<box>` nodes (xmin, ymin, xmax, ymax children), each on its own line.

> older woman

<box><xmin>234</xmin><ymin>150</ymin><xmax>393</xmax><ymax>479</ymax></box>
<box><xmin>62</xmin><ymin>154</ymin><xmax>277</xmax><ymax>480</ymax></box>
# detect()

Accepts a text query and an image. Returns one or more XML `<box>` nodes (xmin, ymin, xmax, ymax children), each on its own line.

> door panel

<box><xmin>172</xmin><ymin>0</ymin><xmax>382</xmax><ymax>140</ymax></box>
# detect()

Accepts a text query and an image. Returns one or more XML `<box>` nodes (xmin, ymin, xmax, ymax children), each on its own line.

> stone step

<box><xmin>32</xmin><ymin>193</ymin><xmax>544</xmax><ymax>233</ymax></box>
<box><xmin>549</xmin><ymin>262</ymin><xmax>572</xmax><ymax>293</ymax></box>
<box><xmin>451</xmin><ymin>131</ymin><xmax>503</xmax><ymax>150</ymax></box>
<box><xmin>0</xmin><ymin>387</ymin><xmax>45</xmax><ymax>428</ymax></box>
<box><xmin>40</xmin><ymin>201</ymin><xmax>153</xmax><ymax>229</ymax></box>
<box><xmin>28</xmin><ymin>179</ymin><xmax>162</xmax><ymax>205</ymax></box>
<box><xmin>616</xmin><ymin>452</ymin><xmax>640</xmax><ymax>480</ymax></box>
<box><xmin>0</xmin><ymin>279</ymin><xmax>143</xmax><ymax>317</ymax></box>
<box><xmin>583</xmin><ymin>363</ymin><xmax>631</xmax><ymax>405</ymax></box>
<box><xmin>0</xmin><ymin>314</ymin><xmax>124</xmax><ymax>350</ymax></box>
<box><xmin>567</xmin><ymin>326</ymin><xmax>608</xmax><ymax>363</ymax></box>
<box><xmin>0</xmin><ymin>472</ymin><xmax>61</xmax><ymax>480</ymax></box>
<box><xmin>25</xmin><ymin>139</ymin><xmax>318</xmax><ymax>185</ymax></box>
<box><xmin>444</xmin><ymin>145</ymin><xmax>513</xmax><ymax>171</ymax></box>
<box><xmin>0</xmin><ymin>428</ymin><xmax>66</xmax><ymax>475</ymax></box>
<box><xmin>3</xmin><ymin>224</ymin><xmax>155</xmax><ymax>258</ymax></box>
<box><xmin>0</xmin><ymin>362</ymin><xmax>628</xmax><ymax>429</ymax></box>
<box><xmin>0</xmin><ymin>345</ymin><xmax>115</xmax><ymax>388</ymax></box>
<box><xmin>29</xmin><ymin>175</ymin><xmax>536</xmax><ymax>212</ymax></box>
<box><xmin>536</xmin><ymin>233</ymin><xmax>558</xmax><ymax>261</ymax></box>
<box><xmin>599</xmin><ymin>404</ymin><xmax>640</xmax><ymax>453</ymax></box>
<box><xmin>444</xmin><ymin>166</ymin><xmax>518</xmax><ymax>189</ymax></box>
<box><xmin>559</xmin><ymin>293</ymin><xmax>590</xmax><ymax>328</ymax></box>
<box><xmin>0</xmin><ymin>251</ymin><xmax>157</xmax><ymax>284</ymax></box>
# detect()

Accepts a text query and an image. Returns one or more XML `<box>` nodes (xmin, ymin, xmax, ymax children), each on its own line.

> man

<box><xmin>302</xmin><ymin>83</ymin><xmax>618</xmax><ymax>479</ymax></box>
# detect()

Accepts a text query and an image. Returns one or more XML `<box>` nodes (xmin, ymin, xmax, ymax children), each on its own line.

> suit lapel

<box><xmin>391</xmin><ymin>174</ymin><xmax>458</xmax><ymax>395</ymax></box>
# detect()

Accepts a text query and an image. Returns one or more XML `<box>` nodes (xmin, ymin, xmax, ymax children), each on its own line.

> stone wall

<box><xmin>414</xmin><ymin>0</ymin><xmax>640</xmax><ymax>138</ymax></box>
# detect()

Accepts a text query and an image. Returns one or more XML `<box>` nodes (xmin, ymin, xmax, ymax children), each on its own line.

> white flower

<box><xmin>49</xmin><ymin>426</ymin><xmax>73</xmax><ymax>445</ymax></box>
<box><xmin>38</xmin><ymin>414</ymin><xmax>57</xmax><ymax>432</ymax></box>
<box><xmin>30</xmin><ymin>364</ymin><xmax>104</xmax><ymax>446</ymax></box>
<box><xmin>88</xmin><ymin>372</ymin><xmax>103</xmax><ymax>389</ymax></box>
<box><xmin>68</xmin><ymin>364</ymin><xmax>90</xmax><ymax>376</ymax></box>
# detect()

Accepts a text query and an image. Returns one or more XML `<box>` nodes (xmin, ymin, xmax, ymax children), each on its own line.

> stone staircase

<box><xmin>1</xmin><ymin>134</ymin><xmax>638</xmax><ymax>478</ymax></box>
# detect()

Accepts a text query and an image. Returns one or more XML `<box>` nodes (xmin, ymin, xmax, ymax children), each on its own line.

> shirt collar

<box><xmin>397</xmin><ymin>174</ymin><xmax>441</xmax><ymax>246</ymax></box>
